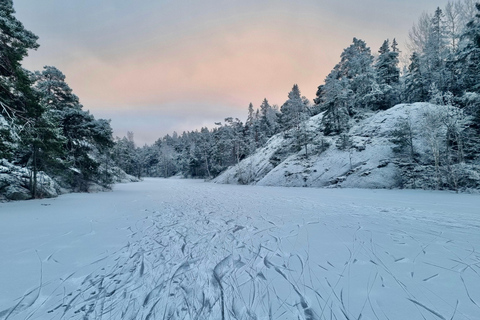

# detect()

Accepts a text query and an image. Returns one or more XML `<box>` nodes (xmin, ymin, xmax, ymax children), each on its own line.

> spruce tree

<box><xmin>320</xmin><ymin>70</ymin><xmax>352</xmax><ymax>135</ymax></box>
<box><xmin>337</xmin><ymin>38</ymin><xmax>376</xmax><ymax>110</ymax></box>
<box><xmin>369</xmin><ymin>39</ymin><xmax>401</xmax><ymax>110</ymax></box>
<box><xmin>426</xmin><ymin>7</ymin><xmax>449</xmax><ymax>94</ymax></box>
<box><xmin>375</xmin><ymin>39</ymin><xmax>400</xmax><ymax>86</ymax></box>
<box><xmin>259</xmin><ymin>98</ymin><xmax>276</xmax><ymax>139</ymax></box>
<box><xmin>246</xmin><ymin>103</ymin><xmax>255</xmax><ymax>127</ymax></box>
<box><xmin>456</xmin><ymin>3</ymin><xmax>480</xmax><ymax>131</ymax></box>
<box><xmin>279</xmin><ymin>84</ymin><xmax>309</xmax><ymax>132</ymax></box>
<box><xmin>405</xmin><ymin>52</ymin><xmax>429</xmax><ymax>102</ymax></box>
<box><xmin>456</xmin><ymin>3</ymin><xmax>480</xmax><ymax>94</ymax></box>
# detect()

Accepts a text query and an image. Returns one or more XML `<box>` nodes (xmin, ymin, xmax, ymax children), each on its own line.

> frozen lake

<box><xmin>1</xmin><ymin>178</ymin><xmax>479</xmax><ymax>319</ymax></box>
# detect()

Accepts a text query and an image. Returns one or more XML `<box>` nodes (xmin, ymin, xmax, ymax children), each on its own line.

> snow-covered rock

<box><xmin>3</xmin><ymin>185</ymin><xmax>31</xmax><ymax>201</ymax></box>
<box><xmin>110</xmin><ymin>166</ymin><xmax>141</xmax><ymax>183</ymax></box>
<box><xmin>0</xmin><ymin>159</ymin><xmax>61</xmax><ymax>200</ymax></box>
<box><xmin>0</xmin><ymin>157</ymin><xmax>141</xmax><ymax>201</ymax></box>
<box><xmin>214</xmin><ymin>103</ymin><xmax>462</xmax><ymax>189</ymax></box>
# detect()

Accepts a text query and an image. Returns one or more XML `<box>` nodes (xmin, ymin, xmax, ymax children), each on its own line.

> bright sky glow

<box><xmin>15</xmin><ymin>0</ymin><xmax>450</xmax><ymax>145</ymax></box>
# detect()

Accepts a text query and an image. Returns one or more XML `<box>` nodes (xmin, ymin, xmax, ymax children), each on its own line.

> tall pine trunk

<box><xmin>32</xmin><ymin>146</ymin><xmax>38</xmax><ymax>199</ymax></box>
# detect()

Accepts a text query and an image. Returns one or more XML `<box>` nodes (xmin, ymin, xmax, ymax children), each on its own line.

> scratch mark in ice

<box><xmin>422</xmin><ymin>274</ymin><xmax>438</xmax><ymax>282</ymax></box>
<box><xmin>407</xmin><ymin>298</ymin><xmax>446</xmax><ymax>320</ymax></box>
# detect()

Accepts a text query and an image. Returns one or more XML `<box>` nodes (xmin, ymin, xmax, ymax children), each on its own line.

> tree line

<box><xmin>2</xmin><ymin>0</ymin><xmax>480</xmax><ymax>194</ymax></box>
<box><xmin>116</xmin><ymin>1</ymin><xmax>480</xmax><ymax>191</ymax></box>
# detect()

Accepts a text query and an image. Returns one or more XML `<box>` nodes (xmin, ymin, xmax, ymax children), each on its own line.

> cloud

<box><xmin>16</xmin><ymin>0</ymin><xmax>453</xmax><ymax>145</ymax></box>
<box><xmin>93</xmin><ymin>102</ymin><xmax>244</xmax><ymax>146</ymax></box>
<box><xmin>65</xmin><ymin>18</ymin><xmax>332</xmax><ymax>111</ymax></box>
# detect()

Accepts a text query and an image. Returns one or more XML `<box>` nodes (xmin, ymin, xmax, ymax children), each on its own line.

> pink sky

<box><xmin>15</xmin><ymin>0</ymin><xmax>451</xmax><ymax>145</ymax></box>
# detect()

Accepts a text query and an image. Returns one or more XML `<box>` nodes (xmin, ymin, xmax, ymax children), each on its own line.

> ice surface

<box><xmin>1</xmin><ymin>178</ymin><xmax>479</xmax><ymax>319</ymax></box>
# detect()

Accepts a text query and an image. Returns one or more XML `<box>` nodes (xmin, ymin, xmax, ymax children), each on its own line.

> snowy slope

<box><xmin>1</xmin><ymin>178</ymin><xmax>480</xmax><ymax>320</ymax></box>
<box><xmin>214</xmin><ymin>103</ymin><xmax>456</xmax><ymax>189</ymax></box>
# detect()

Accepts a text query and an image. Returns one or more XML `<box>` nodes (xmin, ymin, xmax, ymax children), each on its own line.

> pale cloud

<box><xmin>15</xmin><ymin>0</ymin><xmax>452</xmax><ymax>145</ymax></box>
<box><xmin>93</xmin><ymin>102</ymin><xmax>243</xmax><ymax>146</ymax></box>
<box><xmin>66</xmin><ymin>21</ymin><xmax>330</xmax><ymax>108</ymax></box>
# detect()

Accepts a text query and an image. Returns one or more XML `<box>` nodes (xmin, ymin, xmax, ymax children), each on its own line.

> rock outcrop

<box><xmin>0</xmin><ymin>159</ymin><xmax>60</xmax><ymax>201</ymax></box>
<box><xmin>214</xmin><ymin>103</ymin><xmax>480</xmax><ymax>190</ymax></box>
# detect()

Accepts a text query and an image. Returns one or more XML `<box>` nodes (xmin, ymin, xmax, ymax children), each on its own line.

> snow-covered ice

<box><xmin>1</xmin><ymin>178</ymin><xmax>479</xmax><ymax>319</ymax></box>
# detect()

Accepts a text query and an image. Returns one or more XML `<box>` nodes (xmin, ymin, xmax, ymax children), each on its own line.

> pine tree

<box><xmin>0</xmin><ymin>0</ymin><xmax>40</xmax><ymax>165</ymax></box>
<box><xmin>35</xmin><ymin>66</ymin><xmax>81</xmax><ymax>113</ymax></box>
<box><xmin>34</xmin><ymin>66</ymin><xmax>114</xmax><ymax>190</ymax></box>
<box><xmin>0</xmin><ymin>114</ymin><xmax>14</xmax><ymax>159</ymax></box>
<box><xmin>226</xmin><ymin>117</ymin><xmax>246</xmax><ymax>164</ymax></box>
<box><xmin>337</xmin><ymin>38</ymin><xmax>376</xmax><ymax>110</ymax></box>
<box><xmin>392</xmin><ymin>38</ymin><xmax>399</xmax><ymax>53</ymax></box>
<box><xmin>246</xmin><ymin>103</ymin><xmax>255</xmax><ymax>127</ymax></box>
<box><xmin>404</xmin><ymin>52</ymin><xmax>429</xmax><ymax>102</ymax></box>
<box><xmin>197</xmin><ymin>127</ymin><xmax>213</xmax><ymax>177</ymax></box>
<box><xmin>313</xmin><ymin>38</ymin><xmax>378</xmax><ymax>134</ymax></box>
<box><xmin>375</xmin><ymin>39</ymin><xmax>400</xmax><ymax>86</ymax></box>
<box><xmin>259</xmin><ymin>98</ymin><xmax>277</xmax><ymax>139</ymax></box>
<box><xmin>406</xmin><ymin>6</ymin><xmax>452</xmax><ymax>101</ymax></box>
<box><xmin>316</xmin><ymin>67</ymin><xmax>352</xmax><ymax>135</ymax></box>
<box><xmin>444</xmin><ymin>1</ymin><xmax>463</xmax><ymax>53</ymax></box>
<box><xmin>456</xmin><ymin>2</ymin><xmax>480</xmax><ymax>94</ymax></box>
<box><xmin>370</xmin><ymin>39</ymin><xmax>401</xmax><ymax>110</ymax></box>
<box><xmin>279</xmin><ymin>84</ymin><xmax>309</xmax><ymax>132</ymax></box>
<box><xmin>456</xmin><ymin>3</ymin><xmax>480</xmax><ymax>132</ymax></box>
<box><xmin>25</xmin><ymin>112</ymin><xmax>66</xmax><ymax>198</ymax></box>
<box><xmin>245</xmin><ymin>102</ymin><xmax>262</xmax><ymax>151</ymax></box>
<box><xmin>426</xmin><ymin>7</ymin><xmax>449</xmax><ymax>93</ymax></box>
<box><xmin>113</xmin><ymin>132</ymin><xmax>138</xmax><ymax>177</ymax></box>
<box><xmin>244</xmin><ymin>105</ymin><xmax>262</xmax><ymax>152</ymax></box>
<box><xmin>0</xmin><ymin>0</ymin><xmax>39</xmax><ymax>118</ymax></box>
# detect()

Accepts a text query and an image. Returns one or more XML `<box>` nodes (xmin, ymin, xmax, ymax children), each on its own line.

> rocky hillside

<box><xmin>214</xmin><ymin>103</ymin><xmax>480</xmax><ymax>190</ymax></box>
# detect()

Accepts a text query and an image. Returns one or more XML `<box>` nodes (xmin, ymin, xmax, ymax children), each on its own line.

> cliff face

<box><xmin>214</xmin><ymin>103</ymin><xmax>479</xmax><ymax>190</ymax></box>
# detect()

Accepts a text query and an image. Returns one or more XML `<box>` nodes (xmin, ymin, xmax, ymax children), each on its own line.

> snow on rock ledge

<box><xmin>0</xmin><ymin>160</ymin><xmax>139</xmax><ymax>201</ymax></box>
<box><xmin>0</xmin><ymin>159</ymin><xmax>60</xmax><ymax>200</ymax></box>
<box><xmin>110</xmin><ymin>167</ymin><xmax>141</xmax><ymax>183</ymax></box>
<box><xmin>214</xmin><ymin>103</ymin><xmax>446</xmax><ymax>189</ymax></box>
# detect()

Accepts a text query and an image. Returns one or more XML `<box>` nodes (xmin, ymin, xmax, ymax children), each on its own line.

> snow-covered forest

<box><xmin>113</xmin><ymin>0</ymin><xmax>480</xmax><ymax>191</ymax></box>
<box><xmin>1</xmin><ymin>0</ymin><xmax>480</xmax><ymax>198</ymax></box>
<box><xmin>0</xmin><ymin>2</ymin><xmax>120</xmax><ymax>200</ymax></box>
<box><xmin>2</xmin><ymin>1</ymin><xmax>480</xmax><ymax>319</ymax></box>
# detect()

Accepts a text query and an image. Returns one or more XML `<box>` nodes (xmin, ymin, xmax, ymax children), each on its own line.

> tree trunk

<box><xmin>203</xmin><ymin>151</ymin><xmax>211</xmax><ymax>178</ymax></box>
<box><xmin>32</xmin><ymin>146</ymin><xmax>38</xmax><ymax>199</ymax></box>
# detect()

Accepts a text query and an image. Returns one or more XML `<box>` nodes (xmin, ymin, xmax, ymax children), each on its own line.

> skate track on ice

<box><xmin>1</xmin><ymin>178</ymin><xmax>480</xmax><ymax>319</ymax></box>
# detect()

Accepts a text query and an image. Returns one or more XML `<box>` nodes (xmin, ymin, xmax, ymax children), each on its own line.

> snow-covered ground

<box><xmin>1</xmin><ymin>179</ymin><xmax>479</xmax><ymax>319</ymax></box>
